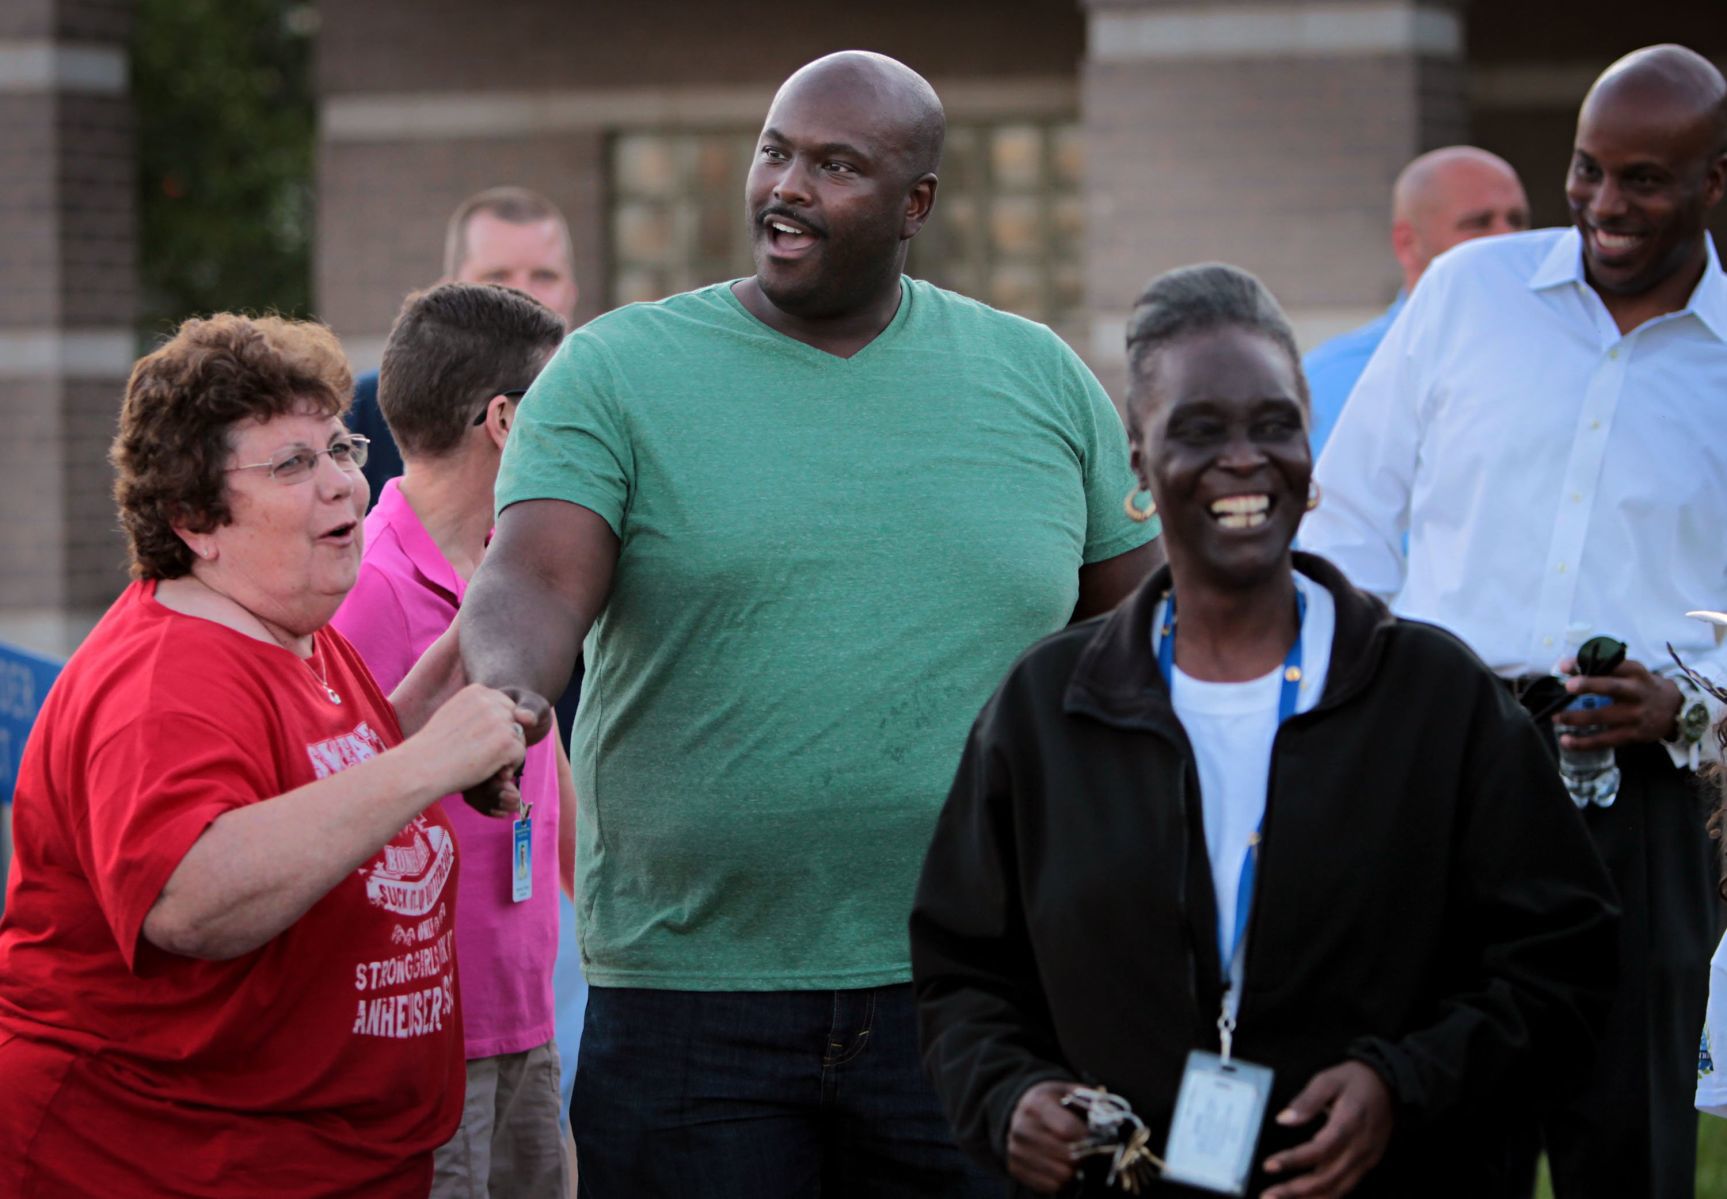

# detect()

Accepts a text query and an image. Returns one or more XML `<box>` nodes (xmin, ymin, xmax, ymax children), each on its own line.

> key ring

<box><xmin>1062</xmin><ymin>1086</ymin><xmax>1164</xmax><ymax>1193</ymax></box>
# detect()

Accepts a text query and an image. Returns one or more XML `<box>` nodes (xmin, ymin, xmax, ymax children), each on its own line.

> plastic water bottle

<box><xmin>1558</xmin><ymin>693</ymin><xmax>1620</xmax><ymax>808</ymax></box>
<box><xmin>1556</xmin><ymin>623</ymin><xmax>1619</xmax><ymax>809</ymax></box>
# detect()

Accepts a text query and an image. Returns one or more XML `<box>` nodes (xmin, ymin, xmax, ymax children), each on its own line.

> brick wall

<box><xmin>0</xmin><ymin>1</ymin><xmax>135</xmax><ymax>652</ymax></box>
<box><xmin>312</xmin><ymin>0</ymin><xmax>1086</xmax><ymax>364</ymax></box>
<box><xmin>318</xmin><ymin>132</ymin><xmax>608</xmax><ymax>338</ymax></box>
<box><xmin>0</xmin><ymin>94</ymin><xmax>61</xmax><ymax>327</ymax></box>
<box><xmin>57</xmin><ymin>92</ymin><xmax>134</xmax><ymax>328</ymax></box>
<box><xmin>316</xmin><ymin>0</ymin><xmax>1083</xmax><ymax>94</ymax></box>
<box><xmin>1467</xmin><ymin>3</ymin><xmax>1727</xmax><ymax>243</ymax></box>
<box><xmin>0</xmin><ymin>380</ymin><xmax>67</xmax><ymax>611</ymax></box>
<box><xmin>1079</xmin><ymin>0</ymin><xmax>1468</xmax><ymax>397</ymax></box>
<box><xmin>63</xmin><ymin>377</ymin><xmax>132</xmax><ymax>599</ymax></box>
<box><xmin>1468</xmin><ymin>0</ymin><xmax>1721</xmax><ymax>69</ymax></box>
<box><xmin>1082</xmin><ymin>53</ymin><xmax>1453</xmax><ymax>315</ymax></box>
<box><xmin>313</xmin><ymin>0</ymin><xmax>1727</xmax><ymax>391</ymax></box>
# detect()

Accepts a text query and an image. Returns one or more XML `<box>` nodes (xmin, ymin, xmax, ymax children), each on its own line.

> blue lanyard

<box><xmin>1156</xmin><ymin>589</ymin><xmax>1307</xmax><ymax>977</ymax></box>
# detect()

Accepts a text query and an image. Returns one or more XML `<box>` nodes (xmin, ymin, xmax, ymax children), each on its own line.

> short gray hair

<box><xmin>1124</xmin><ymin>263</ymin><xmax>1307</xmax><ymax>436</ymax></box>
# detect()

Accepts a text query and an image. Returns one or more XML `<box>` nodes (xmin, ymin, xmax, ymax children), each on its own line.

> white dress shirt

<box><xmin>1699</xmin><ymin>930</ymin><xmax>1727</xmax><ymax>1118</ymax></box>
<box><xmin>1303</xmin><ymin>227</ymin><xmax>1727</xmax><ymax>764</ymax></box>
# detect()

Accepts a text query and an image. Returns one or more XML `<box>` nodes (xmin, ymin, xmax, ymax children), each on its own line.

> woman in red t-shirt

<box><xmin>0</xmin><ymin>314</ymin><xmax>534</xmax><ymax>1198</ymax></box>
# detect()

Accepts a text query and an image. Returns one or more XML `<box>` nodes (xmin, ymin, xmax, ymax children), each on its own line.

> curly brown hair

<box><xmin>111</xmin><ymin>314</ymin><xmax>353</xmax><ymax>580</ymax></box>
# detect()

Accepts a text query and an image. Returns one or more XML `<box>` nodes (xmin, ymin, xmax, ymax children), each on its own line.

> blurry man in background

<box><xmin>349</xmin><ymin>187</ymin><xmax>579</xmax><ymax>502</ymax></box>
<box><xmin>1304</xmin><ymin>146</ymin><xmax>1528</xmax><ymax>454</ymax></box>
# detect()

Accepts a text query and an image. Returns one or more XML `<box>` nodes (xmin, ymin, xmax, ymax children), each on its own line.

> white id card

<box><xmin>511</xmin><ymin>814</ymin><xmax>533</xmax><ymax>903</ymax></box>
<box><xmin>1160</xmin><ymin>1050</ymin><xmax>1274</xmax><ymax>1196</ymax></box>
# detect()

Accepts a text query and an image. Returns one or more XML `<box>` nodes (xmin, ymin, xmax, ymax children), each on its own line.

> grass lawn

<box><xmin>1535</xmin><ymin>1117</ymin><xmax>1727</xmax><ymax>1197</ymax></box>
<box><xmin>1707</xmin><ymin>1117</ymin><xmax>1727</xmax><ymax>1198</ymax></box>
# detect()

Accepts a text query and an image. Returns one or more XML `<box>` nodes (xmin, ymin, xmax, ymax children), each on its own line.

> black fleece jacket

<box><xmin>910</xmin><ymin>554</ymin><xmax>1619</xmax><ymax>1197</ymax></box>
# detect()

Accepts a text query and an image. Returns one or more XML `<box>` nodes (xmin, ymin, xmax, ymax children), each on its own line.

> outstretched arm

<box><xmin>143</xmin><ymin>684</ymin><xmax>532</xmax><ymax>961</ymax></box>
<box><xmin>462</xmin><ymin>498</ymin><xmax>619</xmax><ymax>740</ymax></box>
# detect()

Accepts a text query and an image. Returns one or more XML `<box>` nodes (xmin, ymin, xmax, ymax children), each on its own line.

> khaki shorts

<box><xmin>431</xmin><ymin>1039</ymin><xmax>572</xmax><ymax>1199</ymax></box>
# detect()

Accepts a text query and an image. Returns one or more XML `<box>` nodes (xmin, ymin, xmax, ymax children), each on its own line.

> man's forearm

<box><xmin>464</xmin><ymin>560</ymin><xmax>586</xmax><ymax>704</ymax></box>
<box><xmin>464</xmin><ymin>499</ymin><xmax>619</xmax><ymax>737</ymax></box>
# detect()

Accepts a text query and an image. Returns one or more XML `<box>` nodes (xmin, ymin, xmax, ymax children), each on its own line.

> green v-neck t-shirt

<box><xmin>496</xmin><ymin>276</ymin><xmax>1154</xmax><ymax>989</ymax></box>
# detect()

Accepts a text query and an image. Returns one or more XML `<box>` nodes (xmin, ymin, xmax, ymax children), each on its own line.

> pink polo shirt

<box><xmin>332</xmin><ymin>479</ymin><xmax>560</xmax><ymax>1060</ymax></box>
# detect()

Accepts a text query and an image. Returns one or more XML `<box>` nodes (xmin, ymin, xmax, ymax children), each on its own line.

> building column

<box><xmin>0</xmin><ymin>3</ymin><xmax>136</xmax><ymax>656</ymax></box>
<box><xmin>1079</xmin><ymin>0</ymin><xmax>1467</xmax><ymax>396</ymax></box>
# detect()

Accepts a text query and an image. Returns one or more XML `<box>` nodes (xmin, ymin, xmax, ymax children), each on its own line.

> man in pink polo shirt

<box><xmin>333</xmin><ymin>282</ymin><xmax>574</xmax><ymax>1197</ymax></box>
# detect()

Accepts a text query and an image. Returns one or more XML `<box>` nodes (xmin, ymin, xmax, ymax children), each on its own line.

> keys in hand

<box><xmin>1061</xmin><ymin>1086</ymin><xmax>1163</xmax><ymax>1194</ymax></box>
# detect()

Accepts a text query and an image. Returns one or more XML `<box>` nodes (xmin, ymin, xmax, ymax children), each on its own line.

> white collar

<box><xmin>1528</xmin><ymin>227</ymin><xmax>1727</xmax><ymax>344</ymax></box>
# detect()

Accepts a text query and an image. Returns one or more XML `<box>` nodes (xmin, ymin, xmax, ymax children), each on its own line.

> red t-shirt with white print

<box><xmin>0</xmin><ymin>580</ymin><xmax>463</xmax><ymax>1198</ymax></box>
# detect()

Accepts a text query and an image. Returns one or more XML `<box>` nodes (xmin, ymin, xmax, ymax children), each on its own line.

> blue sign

<box><xmin>1</xmin><ymin>642</ymin><xmax>63</xmax><ymax>805</ymax></box>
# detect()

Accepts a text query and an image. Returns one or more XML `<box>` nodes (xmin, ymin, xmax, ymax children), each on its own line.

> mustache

<box><xmin>755</xmin><ymin>205</ymin><xmax>827</xmax><ymax>239</ymax></box>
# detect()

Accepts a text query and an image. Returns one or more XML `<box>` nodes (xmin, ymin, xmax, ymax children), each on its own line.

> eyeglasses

<box><xmin>227</xmin><ymin>435</ymin><xmax>371</xmax><ymax>484</ymax></box>
<box><xmin>472</xmin><ymin>388</ymin><xmax>530</xmax><ymax>426</ymax></box>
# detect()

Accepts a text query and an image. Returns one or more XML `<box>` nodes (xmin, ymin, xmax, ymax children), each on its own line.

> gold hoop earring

<box><xmin>1306</xmin><ymin>481</ymin><xmax>1323</xmax><ymax>512</ymax></box>
<box><xmin>1124</xmin><ymin>487</ymin><xmax>1157</xmax><ymax>523</ymax></box>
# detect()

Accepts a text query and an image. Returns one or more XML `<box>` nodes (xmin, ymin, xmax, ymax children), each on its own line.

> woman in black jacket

<box><xmin>910</xmin><ymin>264</ymin><xmax>1619</xmax><ymax>1199</ymax></box>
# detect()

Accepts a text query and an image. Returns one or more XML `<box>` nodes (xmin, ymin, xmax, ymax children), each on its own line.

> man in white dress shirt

<box><xmin>1304</xmin><ymin>44</ymin><xmax>1727</xmax><ymax>1199</ymax></box>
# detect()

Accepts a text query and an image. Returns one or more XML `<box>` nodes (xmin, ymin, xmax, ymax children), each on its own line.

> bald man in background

<box><xmin>1306</xmin><ymin>45</ymin><xmax>1727</xmax><ymax>1197</ymax></box>
<box><xmin>1304</xmin><ymin>146</ymin><xmax>1529</xmax><ymax>453</ymax></box>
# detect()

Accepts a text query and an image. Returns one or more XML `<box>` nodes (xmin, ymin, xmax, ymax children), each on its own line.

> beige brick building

<box><xmin>0</xmin><ymin>0</ymin><xmax>133</xmax><ymax>656</ymax></box>
<box><xmin>3</xmin><ymin>0</ymin><xmax>1724</xmax><ymax>652</ymax></box>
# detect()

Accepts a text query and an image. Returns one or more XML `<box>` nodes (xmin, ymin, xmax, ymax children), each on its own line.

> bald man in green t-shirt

<box><xmin>463</xmin><ymin>50</ymin><xmax>1158</xmax><ymax>1195</ymax></box>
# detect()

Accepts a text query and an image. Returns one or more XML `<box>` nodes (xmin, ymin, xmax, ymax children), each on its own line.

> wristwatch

<box><xmin>1662</xmin><ymin>670</ymin><xmax>1713</xmax><ymax>769</ymax></box>
<box><xmin>1676</xmin><ymin>696</ymin><xmax>1711</xmax><ymax>746</ymax></box>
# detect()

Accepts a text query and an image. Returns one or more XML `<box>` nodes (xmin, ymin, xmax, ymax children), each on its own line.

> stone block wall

<box><xmin>0</xmin><ymin>0</ymin><xmax>135</xmax><ymax>654</ymax></box>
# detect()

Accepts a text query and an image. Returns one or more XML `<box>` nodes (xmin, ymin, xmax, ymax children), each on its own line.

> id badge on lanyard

<box><xmin>1162</xmin><ymin>848</ymin><xmax>1277</xmax><ymax>1196</ymax></box>
<box><xmin>1162</xmin><ymin>1049</ymin><xmax>1275</xmax><ymax>1194</ymax></box>
<box><xmin>1154</xmin><ymin>590</ymin><xmax>1304</xmax><ymax>1195</ymax></box>
<box><xmin>511</xmin><ymin>803</ymin><xmax>533</xmax><ymax>903</ymax></box>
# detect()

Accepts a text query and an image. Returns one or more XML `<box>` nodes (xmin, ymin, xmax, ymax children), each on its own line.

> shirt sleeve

<box><xmin>80</xmin><ymin>709</ymin><xmax>277</xmax><ymax>973</ymax></box>
<box><xmin>1302</xmin><ymin>294</ymin><xmax>1431</xmax><ymax>599</ymax></box>
<box><xmin>1698</xmin><ymin>932</ymin><xmax>1727</xmax><ymax>1117</ymax></box>
<box><xmin>494</xmin><ymin>331</ymin><xmax>634</xmax><ymax>537</ymax></box>
<box><xmin>1060</xmin><ymin>340</ymin><xmax>1160</xmax><ymax>563</ymax></box>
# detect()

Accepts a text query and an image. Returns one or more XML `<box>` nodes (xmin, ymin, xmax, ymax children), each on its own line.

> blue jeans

<box><xmin>571</xmin><ymin>984</ymin><xmax>1002</xmax><ymax>1197</ymax></box>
